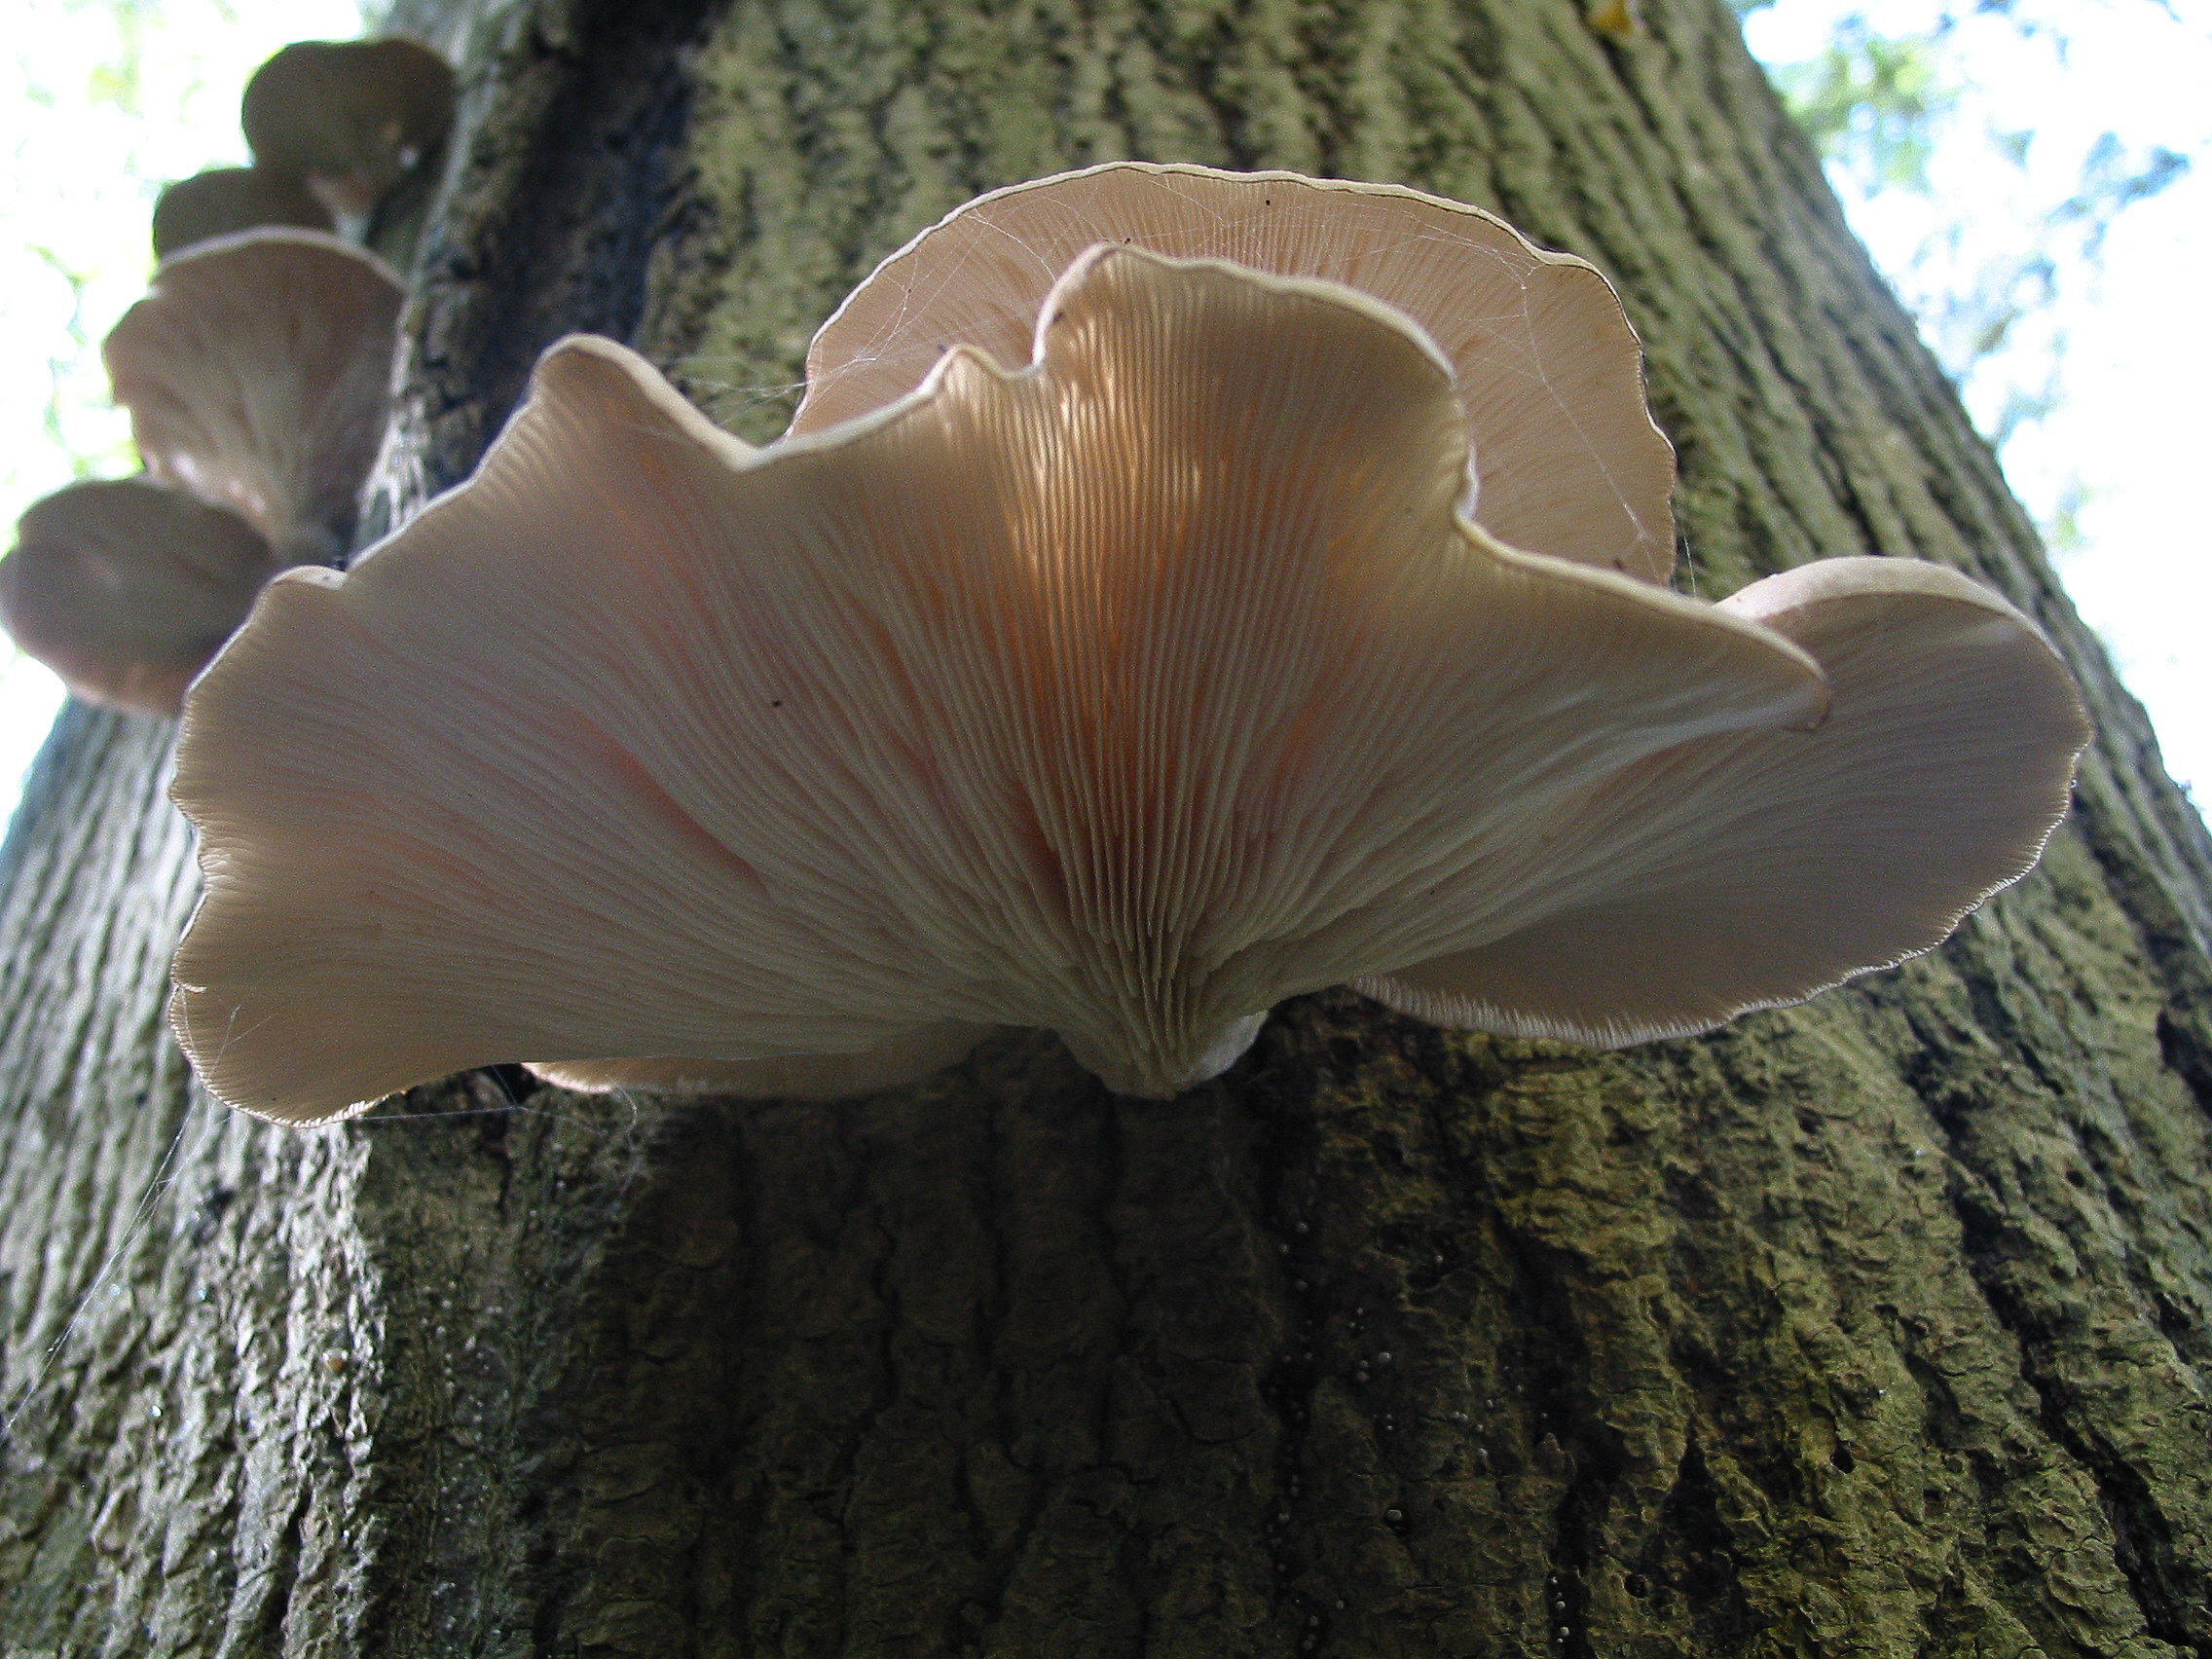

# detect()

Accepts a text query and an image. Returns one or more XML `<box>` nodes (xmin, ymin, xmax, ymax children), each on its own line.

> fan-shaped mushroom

<box><xmin>0</xmin><ymin>477</ymin><xmax>279</xmax><ymax>719</ymax></box>
<box><xmin>168</xmin><ymin>243</ymin><xmax>2085</xmax><ymax>1124</ymax></box>
<box><xmin>103</xmin><ymin>228</ymin><xmax>405</xmax><ymax>567</ymax></box>
<box><xmin>796</xmin><ymin>163</ymin><xmax>1677</xmax><ymax>582</ymax></box>
<box><xmin>241</xmin><ymin>38</ymin><xmax>455</xmax><ymax>221</ymax></box>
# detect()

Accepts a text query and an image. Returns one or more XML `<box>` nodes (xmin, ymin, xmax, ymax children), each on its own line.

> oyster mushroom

<box><xmin>0</xmin><ymin>477</ymin><xmax>279</xmax><ymax>719</ymax></box>
<box><xmin>152</xmin><ymin>167</ymin><xmax>335</xmax><ymax>261</ymax></box>
<box><xmin>241</xmin><ymin>37</ymin><xmax>456</xmax><ymax>221</ymax></box>
<box><xmin>168</xmin><ymin>244</ymin><xmax>2085</xmax><ymax>1124</ymax></box>
<box><xmin>102</xmin><ymin>228</ymin><xmax>405</xmax><ymax>567</ymax></box>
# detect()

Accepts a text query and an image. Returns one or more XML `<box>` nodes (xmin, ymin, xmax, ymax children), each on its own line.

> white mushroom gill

<box><xmin>795</xmin><ymin>164</ymin><xmax>1677</xmax><ymax>583</ymax></box>
<box><xmin>169</xmin><ymin>224</ymin><xmax>2086</xmax><ymax>1125</ymax></box>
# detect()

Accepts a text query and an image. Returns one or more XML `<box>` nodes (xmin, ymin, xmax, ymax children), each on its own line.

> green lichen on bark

<box><xmin>0</xmin><ymin>0</ymin><xmax>2207</xmax><ymax>1651</ymax></box>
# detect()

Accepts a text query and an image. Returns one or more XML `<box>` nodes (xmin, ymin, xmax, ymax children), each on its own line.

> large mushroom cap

<box><xmin>241</xmin><ymin>38</ymin><xmax>456</xmax><ymax>219</ymax></box>
<box><xmin>152</xmin><ymin>167</ymin><xmax>336</xmax><ymax>261</ymax></box>
<box><xmin>1359</xmin><ymin>557</ymin><xmax>2091</xmax><ymax>1044</ymax></box>
<box><xmin>1</xmin><ymin>477</ymin><xmax>279</xmax><ymax>719</ymax></box>
<box><xmin>103</xmin><ymin>228</ymin><xmax>404</xmax><ymax>566</ymax></box>
<box><xmin>795</xmin><ymin>163</ymin><xmax>1677</xmax><ymax>582</ymax></box>
<box><xmin>172</xmin><ymin>247</ymin><xmax>1863</xmax><ymax>1124</ymax></box>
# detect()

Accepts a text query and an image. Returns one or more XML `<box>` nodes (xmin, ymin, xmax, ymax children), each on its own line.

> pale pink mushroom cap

<box><xmin>103</xmin><ymin>228</ymin><xmax>404</xmax><ymax>567</ymax></box>
<box><xmin>169</xmin><ymin>247</ymin><xmax>2084</xmax><ymax>1124</ymax></box>
<box><xmin>795</xmin><ymin>163</ymin><xmax>1677</xmax><ymax>582</ymax></box>
<box><xmin>0</xmin><ymin>477</ymin><xmax>280</xmax><ymax>719</ymax></box>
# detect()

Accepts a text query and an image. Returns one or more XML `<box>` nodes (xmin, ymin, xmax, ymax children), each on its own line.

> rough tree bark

<box><xmin>2</xmin><ymin>0</ymin><xmax>2208</xmax><ymax>1653</ymax></box>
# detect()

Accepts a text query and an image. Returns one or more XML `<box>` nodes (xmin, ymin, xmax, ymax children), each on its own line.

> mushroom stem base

<box><xmin>1058</xmin><ymin>1012</ymin><xmax>1269</xmax><ymax>1099</ymax></box>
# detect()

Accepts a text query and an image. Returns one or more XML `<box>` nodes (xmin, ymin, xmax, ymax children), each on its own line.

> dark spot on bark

<box><xmin>188</xmin><ymin>1185</ymin><xmax>236</xmax><ymax>1247</ymax></box>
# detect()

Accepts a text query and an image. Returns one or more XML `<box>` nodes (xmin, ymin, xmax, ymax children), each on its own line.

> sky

<box><xmin>0</xmin><ymin>0</ymin><xmax>2205</xmax><ymax>830</ymax></box>
<box><xmin>1744</xmin><ymin>0</ymin><xmax>2212</xmax><ymax>814</ymax></box>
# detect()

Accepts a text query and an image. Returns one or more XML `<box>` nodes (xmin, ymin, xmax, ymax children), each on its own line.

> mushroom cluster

<box><xmin>166</xmin><ymin>165</ymin><xmax>2089</xmax><ymax>1124</ymax></box>
<box><xmin>0</xmin><ymin>36</ymin><xmax>445</xmax><ymax>719</ymax></box>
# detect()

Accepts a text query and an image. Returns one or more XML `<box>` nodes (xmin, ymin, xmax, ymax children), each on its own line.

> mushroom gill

<box><xmin>103</xmin><ymin>228</ymin><xmax>405</xmax><ymax>568</ymax></box>
<box><xmin>168</xmin><ymin>236</ymin><xmax>2085</xmax><ymax>1124</ymax></box>
<box><xmin>793</xmin><ymin>163</ymin><xmax>1677</xmax><ymax>583</ymax></box>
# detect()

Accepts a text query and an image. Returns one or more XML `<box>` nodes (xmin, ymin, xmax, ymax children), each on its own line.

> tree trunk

<box><xmin>4</xmin><ymin>0</ymin><xmax>2209</xmax><ymax>1652</ymax></box>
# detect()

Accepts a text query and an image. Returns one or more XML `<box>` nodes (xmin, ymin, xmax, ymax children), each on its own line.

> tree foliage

<box><xmin>1739</xmin><ymin>0</ymin><xmax>2190</xmax><ymax>448</ymax></box>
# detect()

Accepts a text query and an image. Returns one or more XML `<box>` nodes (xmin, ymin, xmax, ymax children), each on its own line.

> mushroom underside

<box><xmin>166</xmin><ymin>245</ymin><xmax>2084</xmax><ymax>1124</ymax></box>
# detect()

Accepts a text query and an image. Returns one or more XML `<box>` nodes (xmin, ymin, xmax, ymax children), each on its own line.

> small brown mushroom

<box><xmin>241</xmin><ymin>37</ymin><xmax>455</xmax><ymax>220</ymax></box>
<box><xmin>0</xmin><ymin>477</ymin><xmax>279</xmax><ymax>719</ymax></box>
<box><xmin>795</xmin><ymin>163</ymin><xmax>1677</xmax><ymax>582</ymax></box>
<box><xmin>103</xmin><ymin>228</ymin><xmax>405</xmax><ymax>567</ymax></box>
<box><xmin>152</xmin><ymin>167</ymin><xmax>335</xmax><ymax>262</ymax></box>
